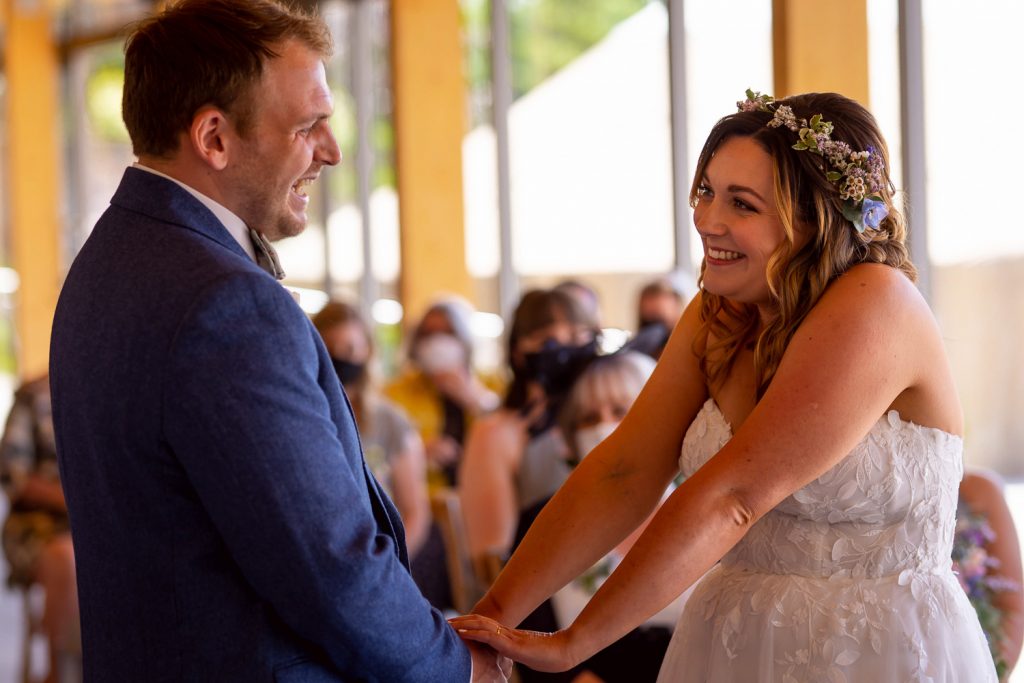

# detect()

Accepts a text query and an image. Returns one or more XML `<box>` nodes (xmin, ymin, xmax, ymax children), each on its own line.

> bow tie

<box><xmin>249</xmin><ymin>229</ymin><xmax>286</xmax><ymax>281</ymax></box>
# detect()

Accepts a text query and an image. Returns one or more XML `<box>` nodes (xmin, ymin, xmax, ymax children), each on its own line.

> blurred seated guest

<box><xmin>956</xmin><ymin>469</ymin><xmax>1023</xmax><ymax>681</ymax></box>
<box><xmin>1</xmin><ymin>374</ymin><xmax>80</xmax><ymax>683</ymax></box>
<box><xmin>314</xmin><ymin>302</ymin><xmax>452</xmax><ymax>608</ymax></box>
<box><xmin>625</xmin><ymin>275</ymin><xmax>690</xmax><ymax>360</ymax></box>
<box><xmin>513</xmin><ymin>350</ymin><xmax>682</xmax><ymax>683</ymax></box>
<box><xmin>385</xmin><ymin>297</ymin><xmax>501</xmax><ymax>488</ymax></box>
<box><xmin>314</xmin><ymin>302</ymin><xmax>430</xmax><ymax>555</ymax></box>
<box><xmin>554</xmin><ymin>279</ymin><xmax>603</xmax><ymax>329</ymax></box>
<box><xmin>460</xmin><ymin>288</ymin><xmax>599</xmax><ymax>569</ymax></box>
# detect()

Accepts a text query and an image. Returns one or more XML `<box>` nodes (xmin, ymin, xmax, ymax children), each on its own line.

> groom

<box><xmin>49</xmin><ymin>0</ymin><xmax>505</xmax><ymax>680</ymax></box>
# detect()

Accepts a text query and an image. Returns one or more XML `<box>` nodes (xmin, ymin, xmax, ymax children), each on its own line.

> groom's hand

<box><xmin>469</xmin><ymin>642</ymin><xmax>512</xmax><ymax>682</ymax></box>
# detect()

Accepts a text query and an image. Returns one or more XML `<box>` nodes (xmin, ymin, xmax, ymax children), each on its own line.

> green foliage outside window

<box><xmin>462</xmin><ymin>0</ymin><xmax>652</xmax><ymax>115</ymax></box>
<box><xmin>509</xmin><ymin>0</ymin><xmax>650</xmax><ymax>98</ymax></box>
<box><xmin>85</xmin><ymin>48</ymin><xmax>130</xmax><ymax>144</ymax></box>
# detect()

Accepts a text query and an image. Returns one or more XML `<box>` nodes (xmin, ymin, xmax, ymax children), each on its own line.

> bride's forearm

<box><xmin>565</xmin><ymin>479</ymin><xmax>753</xmax><ymax>660</ymax></box>
<box><xmin>475</xmin><ymin>441</ymin><xmax>673</xmax><ymax>627</ymax></box>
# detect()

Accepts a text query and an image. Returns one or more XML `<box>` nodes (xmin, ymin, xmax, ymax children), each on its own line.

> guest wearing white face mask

<box><xmin>385</xmin><ymin>298</ymin><xmax>503</xmax><ymax>489</ymax></box>
<box><xmin>561</xmin><ymin>353</ymin><xmax>654</xmax><ymax>466</ymax></box>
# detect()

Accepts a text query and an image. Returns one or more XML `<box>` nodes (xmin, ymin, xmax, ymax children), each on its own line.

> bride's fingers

<box><xmin>454</xmin><ymin>624</ymin><xmax>514</xmax><ymax>649</ymax></box>
<box><xmin>448</xmin><ymin>614</ymin><xmax>489</xmax><ymax>626</ymax></box>
<box><xmin>449</xmin><ymin>614</ymin><xmax>502</xmax><ymax>633</ymax></box>
<box><xmin>458</xmin><ymin>626</ymin><xmax>571</xmax><ymax>673</ymax></box>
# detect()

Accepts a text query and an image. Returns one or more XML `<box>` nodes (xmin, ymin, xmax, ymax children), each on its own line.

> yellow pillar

<box><xmin>772</xmin><ymin>0</ymin><xmax>869</xmax><ymax>105</ymax></box>
<box><xmin>4</xmin><ymin>0</ymin><xmax>62</xmax><ymax>379</ymax></box>
<box><xmin>390</xmin><ymin>0</ymin><xmax>473</xmax><ymax>322</ymax></box>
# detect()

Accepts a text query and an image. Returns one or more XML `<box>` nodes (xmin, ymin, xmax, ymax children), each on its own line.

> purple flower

<box><xmin>861</xmin><ymin>197</ymin><xmax>888</xmax><ymax>230</ymax></box>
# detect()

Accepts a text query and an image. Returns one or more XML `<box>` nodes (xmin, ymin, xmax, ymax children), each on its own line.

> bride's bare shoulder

<box><xmin>825</xmin><ymin>263</ymin><xmax>922</xmax><ymax>308</ymax></box>
<box><xmin>804</xmin><ymin>263</ymin><xmax>934</xmax><ymax>340</ymax></box>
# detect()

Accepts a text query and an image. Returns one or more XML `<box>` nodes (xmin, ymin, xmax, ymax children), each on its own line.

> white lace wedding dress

<box><xmin>657</xmin><ymin>398</ymin><xmax>997</xmax><ymax>682</ymax></box>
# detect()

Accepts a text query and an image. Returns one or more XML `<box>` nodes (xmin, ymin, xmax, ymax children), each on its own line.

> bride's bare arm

<box><xmin>456</xmin><ymin>264</ymin><xmax>956</xmax><ymax>670</ymax></box>
<box><xmin>472</xmin><ymin>294</ymin><xmax>710</xmax><ymax>627</ymax></box>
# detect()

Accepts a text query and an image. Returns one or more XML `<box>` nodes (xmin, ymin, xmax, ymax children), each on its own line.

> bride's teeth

<box><xmin>709</xmin><ymin>248</ymin><xmax>742</xmax><ymax>260</ymax></box>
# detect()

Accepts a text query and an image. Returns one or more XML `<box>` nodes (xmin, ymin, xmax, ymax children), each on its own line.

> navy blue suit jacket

<box><xmin>49</xmin><ymin>168</ymin><xmax>470</xmax><ymax>682</ymax></box>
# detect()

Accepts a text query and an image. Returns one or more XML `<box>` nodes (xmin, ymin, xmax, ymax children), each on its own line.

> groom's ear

<box><xmin>189</xmin><ymin>106</ymin><xmax>231</xmax><ymax>171</ymax></box>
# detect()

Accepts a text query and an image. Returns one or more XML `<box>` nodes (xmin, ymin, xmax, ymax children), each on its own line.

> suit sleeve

<box><xmin>162</xmin><ymin>272</ymin><xmax>470</xmax><ymax>682</ymax></box>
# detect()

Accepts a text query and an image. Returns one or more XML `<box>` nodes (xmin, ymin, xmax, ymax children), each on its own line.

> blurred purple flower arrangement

<box><xmin>952</xmin><ymin>507</ymin><xmax>1020</xmax><ymax>679</ymax></box>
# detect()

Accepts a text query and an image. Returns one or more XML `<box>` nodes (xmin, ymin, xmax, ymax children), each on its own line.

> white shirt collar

<box><xmin>132</xmin><ymin>163</ymin><xmax>257</xmax><ymax>262</ymax></box>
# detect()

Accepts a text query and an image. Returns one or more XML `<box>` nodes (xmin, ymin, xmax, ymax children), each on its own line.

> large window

<box><xmin>507</xmin><ymin>1</ymin><xmax>673</xmax><ymax>301</ymax></box>
<box><xmin>66</xmin><ymin>40</ymin><xmax>135</xmax><ymax>258</ymax></box>
<box><xmin>464</xmin><ymin>0</ymin><xmax>673</xmax><ymax>331</ymax></box>
<box><xmin>462</xmin><ymin>0</ymin><xmax>772</xmax><ymax>335</ymax></box>
<box><xmin>682</xmin><ymin>0</ymin><xmax>773</xmax><ymax>267</ymax></box>
<box><xmin>867</xmin><ymin>1</ymin><xmax>1023</xmax><ymax>479</ymax></box>
<box><xmin>280</xmin><ymin>0</ymin><xmax>400</xmax><ymax>324</ymax></box>
<box><xmin>920</xmin><ymin>0</ymin><xmax>1024</xmax><ymax>477</ymax></box>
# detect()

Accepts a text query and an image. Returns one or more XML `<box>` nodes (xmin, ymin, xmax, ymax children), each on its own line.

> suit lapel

<box><xmin>330</xmin><ymin>368</ymin><xmax>410</xmax><ymax>570</ymax></box>
<box><xmin>362</xmin><ymin>461</ymin><xmax>410</xmax><ymax>569</ymax></box>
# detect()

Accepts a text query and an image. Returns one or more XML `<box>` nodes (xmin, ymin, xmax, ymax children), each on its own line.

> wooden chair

<box><xmin>430</xmin><ymin>489</ymin><xmax>485</xmax><ymax>614</ymax></box>
<box><xmin>429</xmin><ymin>490</ymin><xmax>519</xmax><ymax>683</ymax></box>
<box><xmin>20</xmin><ymin>583</ymin><xmax>44</xmax><ymax>683</ymax></box>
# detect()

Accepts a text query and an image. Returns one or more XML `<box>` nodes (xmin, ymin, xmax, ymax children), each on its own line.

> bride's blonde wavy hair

<box><xmin>692</xmin><ymin>92</ymin><xmax>916</xmax><ymax>397</ymax></box>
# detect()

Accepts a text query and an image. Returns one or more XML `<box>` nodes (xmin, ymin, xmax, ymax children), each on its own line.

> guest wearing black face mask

<box><xmin>459</xmin><ymin>289</ymin><xmax>600</xmax><ymax>575</ymax></box>
<box><xmin>312</xmin><ymin>302</ymin><xmax>453</xmax><ymax>609</ymax></box>
<box><xmin>625</xmin><ymin>275</ymin><xmax>690</xmax><ymax>360</ymax></box>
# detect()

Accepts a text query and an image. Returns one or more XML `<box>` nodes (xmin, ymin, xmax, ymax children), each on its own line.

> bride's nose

<box><xmin>694</xmin><ymin>201</ymin><xmax>727</xmax><ymax>238</ymax></box>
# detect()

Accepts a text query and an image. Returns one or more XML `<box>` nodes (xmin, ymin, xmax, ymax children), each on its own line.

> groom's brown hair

<box><xmin>122</xmin><ymin>0</ymin><xmax>332</xmax><ymax>158</ymax></box>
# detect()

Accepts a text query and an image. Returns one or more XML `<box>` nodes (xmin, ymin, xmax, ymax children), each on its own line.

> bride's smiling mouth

<box><xmin>707</xmin><ymin>246</ymin><xmax>745</xmax><ymax>263</ymax></box>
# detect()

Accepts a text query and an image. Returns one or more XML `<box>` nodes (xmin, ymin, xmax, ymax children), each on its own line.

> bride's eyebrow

<box><xmin>727</xmin><ymin>184</ymin><xmax>767</xmax><ymax>203</ymax></box>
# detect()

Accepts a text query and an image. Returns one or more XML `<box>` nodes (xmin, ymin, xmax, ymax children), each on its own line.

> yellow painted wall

<box><xmin>772</xmin><ymin>0</ymin><xmax>869</xmax><ymax>106</ymax></box>
<box><xmin>390</xmin><ymin>0</ymin><xmax>474</xmax><ymax>323</ymax></box>
<box><xmin>4</xmin><ymin>0</ymin><xmax>62</xmax><ymax>379</ymax></box>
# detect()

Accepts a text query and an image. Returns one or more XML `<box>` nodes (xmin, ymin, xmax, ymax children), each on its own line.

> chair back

<box><xmin>429</xmin><ymin>489</ymin><xmax>484</xmax><ymax>613</ymax></box>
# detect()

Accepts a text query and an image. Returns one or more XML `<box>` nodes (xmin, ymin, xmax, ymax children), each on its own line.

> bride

<box><xmin>451</xmin><ymin>91</ymin><xmax>997</xmax><ymax>681</ymax></box>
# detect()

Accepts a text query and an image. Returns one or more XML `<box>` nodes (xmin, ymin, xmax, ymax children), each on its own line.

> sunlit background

<box><xmin>1</xmin><ymin>0</ymin><xmax>1022</xmax><ymax>679</ymax></box>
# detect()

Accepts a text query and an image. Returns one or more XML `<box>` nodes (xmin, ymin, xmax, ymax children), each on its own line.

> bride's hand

<box><xmin>449</xmin><ymin>614</ymin><xmax>579</xmax><ymax>673</ymax></box>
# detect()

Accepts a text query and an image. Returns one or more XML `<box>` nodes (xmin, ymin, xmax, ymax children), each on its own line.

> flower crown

<box><xmin>737</xmin><ymin>89</ymin><xmax>888</xmax><ymax>234</ymax></box>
